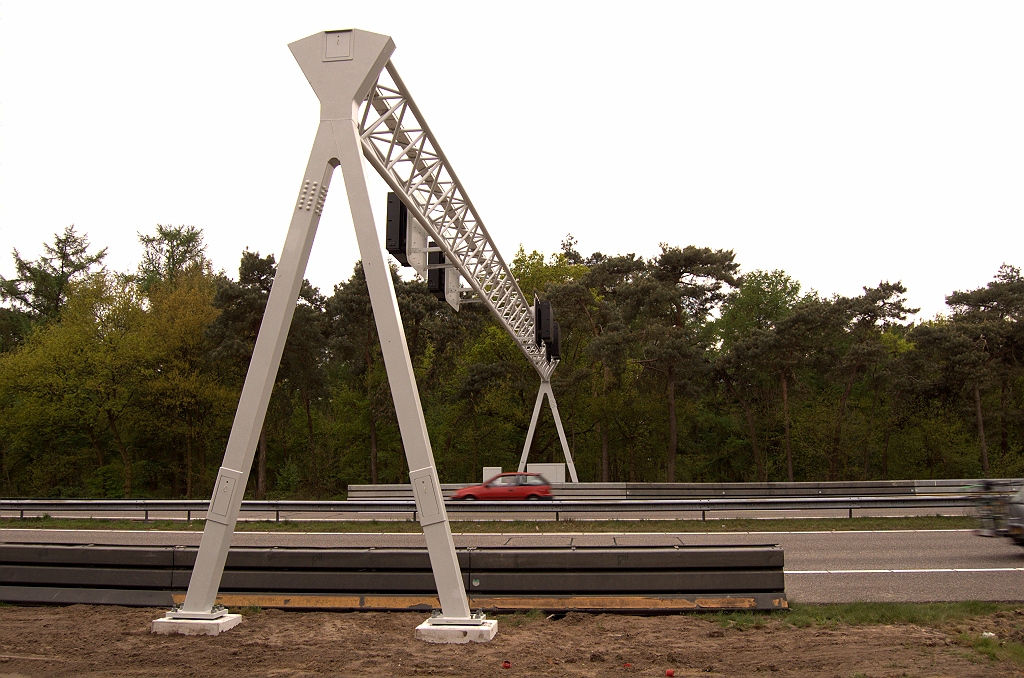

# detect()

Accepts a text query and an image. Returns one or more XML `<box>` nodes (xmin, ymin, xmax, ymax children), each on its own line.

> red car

<box><xmin>452</xmin><ymin>472</ymin><xmax>552</xmax><ymax>501</ymax></box>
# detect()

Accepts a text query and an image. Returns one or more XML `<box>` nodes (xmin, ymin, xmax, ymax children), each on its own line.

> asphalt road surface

<box><xmin>3</xmin><ymin>527</ymin><xmax>1022</xmax><ymax>604</ymax></box>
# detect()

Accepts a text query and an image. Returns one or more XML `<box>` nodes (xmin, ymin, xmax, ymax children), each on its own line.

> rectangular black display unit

<box><xmin>385</xmin><ymin>192</ymin><xmax>409</xmax><ymax>266</ymax></box>
<box><xmin>428</xmin><ymin>241</ymin><xmax>445</xmax><ymax>300</ymax></box>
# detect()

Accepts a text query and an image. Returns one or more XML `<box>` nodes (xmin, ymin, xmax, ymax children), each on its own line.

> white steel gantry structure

<box><xmin>153</xmin><ymin>28</ymin><xmax>574</xmax><ymax>640</ymax></box>
<box><xmin>360</xmin><ymin>55</ymin><xmax>578</xmax><ymax>484</ymax></box>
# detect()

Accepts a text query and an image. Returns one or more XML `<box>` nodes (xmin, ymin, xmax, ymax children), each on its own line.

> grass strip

<box><xmin>710</xmin><ymin>602</ymin><xmax>1024</xmax><ymax>667</ymax></box>
<box><xmin>745</xmin><ymin>601</ymin><xmax>1017</xmax><ymax>627</ymax></box>
<box><xmin>0</xmin><ymin>514</ymin><xmax>975</xmax><ymax>533</ymax></box>
<box><xmin>959</xmin><ymin>633</ymin><xmax>1024</xmax><ymax>665</ymax></box>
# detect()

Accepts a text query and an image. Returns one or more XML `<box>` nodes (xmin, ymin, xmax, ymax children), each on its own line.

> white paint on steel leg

<box><xmin>175</xmin><ymin>124</ymin><xmax>338</xmax><ymax>616</ymax></box>
<box><xmin>333</xmin><ymin>118</ymin><xmax>471</xmax><ymax>621</ymax></box>
<box><xmin>545</xmin><ymin>383</ymin><xmax>579</xmax><ymax>483</ymax></box>
<box><xmin>518</xmin><ymin>383</ymin><xmax>548</xmax><ymax>472</ymax></box>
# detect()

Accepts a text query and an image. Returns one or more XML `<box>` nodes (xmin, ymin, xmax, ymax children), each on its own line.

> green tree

<box><xmin>914</xmin><ymin>265</ymin><xmax>1024</xmax><ymax>475</ymax></box>
<box><xmin>0</xmin><ymin>226</ymin><xmax>107</xmax><ymax>349</ymax></box>
<box><xmin>136</xmin><ymin>224</ymin><xmax>208</xmax><ymax>292</ymax></box>
<box><xmin>640</xmin><ymin>245</ymin><xmax>739</xmax><ymax>481</ymax></box>
<box><xmin>716</xmin><ymin>270</ymin><xmax>809</xmax><ymax>481</ymax></box>
<box><xmin>946</xmin><ymin>264</ymin><xmax>1024</xmax><ymax>463</ymax></box>
<box><xmin>0</xmin><ymin>308</ymin><xmax>31</xmax><ymax>355</ymax></box>
<box><xmin>0</xmin><ymin>273</ymin><xmax>151</xmax><ymax>496</ymax></box>
<box><xmin>139</xmin><ymin>268</ymin><xmax>232</xmax><ymax>497</ymax></box>
<box><xmin>548</xmin><ymin>251</ymin><xmax>644</xmax><ymax>480</ymax></box>
<box><xmin>207</xmin><ymin>250</ymin><xmax>278</xmax><ymax>497</ymax></box>
<box><xmin>827</xmin><ymin>282</ymin><xmax>917</xmax><ymax>479</ymax></box>
<box><xmin>326</xmin><ymin>263</ymin><xmax>423</xmax><ymax>485</ymax></box>
<box><xmin>280</xmin><ymin>282</ymin><xmax>328</xmax><ymax>492</ymax></box>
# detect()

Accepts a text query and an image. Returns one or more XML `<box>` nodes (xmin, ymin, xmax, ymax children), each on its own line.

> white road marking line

<box><xmin>788</xmin><ymin>568</ymin><xmax>1024</xmax><ymax>574</ymax></box>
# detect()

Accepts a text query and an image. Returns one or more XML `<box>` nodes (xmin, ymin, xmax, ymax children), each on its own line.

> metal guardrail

<box><xmin>0</xmin><ymin>495</ymin><xmax>985</xmax><ymax>522</ymax></box>
<box><xmin>348</xmin><ymin>478</ymin><xmax>1024</xmax><ymax>500</ymax></box>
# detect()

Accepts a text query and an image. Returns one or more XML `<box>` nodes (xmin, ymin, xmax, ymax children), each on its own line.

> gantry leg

<box><xmin>546</xmin><ymin>384</ymin><xmax>580</xmax><ymax>483</ymax></box>
<box><xmin>333</xmin><ymin>117</ymin><xmax>473</xmax><ymax>622</ymax></box>
<box><xmin>517</xmin><ymin>385</ymin><xmax>547</xmax><ymax>473</ymax></box>
<box><xmin>517</xmin><ymin>380</ymin><xmax>579</xmax><ymax>482</ymax></box>
<box><xmin>169</xmin><ymin>122</ymin><xmax>340</xmax><ymax>620</ymax></box>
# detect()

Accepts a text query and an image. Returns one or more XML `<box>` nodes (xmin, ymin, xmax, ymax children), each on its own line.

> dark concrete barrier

<box><xmin>0</xmin><ymin>543</ymin><xmax>786</xmax><ymax>612</ymax></box>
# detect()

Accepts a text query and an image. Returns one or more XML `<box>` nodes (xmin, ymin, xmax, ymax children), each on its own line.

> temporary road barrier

<box><xmin>0</xmin><ymin>542</ymin><xmax>787</xmax><ymax>613</ymax></box>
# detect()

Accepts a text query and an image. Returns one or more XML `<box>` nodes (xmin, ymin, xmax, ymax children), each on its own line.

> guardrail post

<box><xmin>276</xmin><ymin>511</ymin><xmax>280</xmax><ymax>522</ymax></box>
<box><xmin>144</xmin><ymin>510</ymin><xmax>149</xmax><ymax>523</ymax></box>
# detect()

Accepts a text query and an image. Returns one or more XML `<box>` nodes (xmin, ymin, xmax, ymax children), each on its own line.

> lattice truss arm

<box><xmin>358</xmin><ymin>62</ymin><xmax>554</xmax><ymax>380</ymax></box>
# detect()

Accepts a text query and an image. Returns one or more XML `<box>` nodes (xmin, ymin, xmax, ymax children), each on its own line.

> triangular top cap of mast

<box><xmin>288</xmin><ymin>30</ymin><xmax>395</xmax><ymax>121</ymax></box>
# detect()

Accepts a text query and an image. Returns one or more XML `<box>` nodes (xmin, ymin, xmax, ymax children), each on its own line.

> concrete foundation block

<box><xmin>151</xmin><ymin>613</ymin><xmax>243</xmax><ymax>636</ymax></box>
<box><xmin>414</xmin><ymin>618</ymin><xmax>498</xmax><ymax>644</ymax></box>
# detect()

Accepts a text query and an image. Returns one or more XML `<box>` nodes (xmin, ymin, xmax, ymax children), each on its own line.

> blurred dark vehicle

<box><xmin>971</xmin><ymin>479</ymin><xmax>1024</xmax><ymax>547</ymax></box>
<box><xmin>1006</xmin><ymin>486</ymin><xmax>1024</xmax><ymax>546</ymax></box>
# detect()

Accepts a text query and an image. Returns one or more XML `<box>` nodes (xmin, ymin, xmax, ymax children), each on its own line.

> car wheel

<box><xmin>527</xmin><ymin>495</ymin><xmax>540</xmax><ymax>501</ymax></box>
<box><xmin>463</xmin><ymin>495</ymin><xmax>477</xmax><ymax>501</ymax></box>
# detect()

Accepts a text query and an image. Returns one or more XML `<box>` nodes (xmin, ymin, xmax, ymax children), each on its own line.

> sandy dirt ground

<box><xmin>2</xmin><ymin>605</ymin><xmax>1023</xmax><ymax>677</ymax></box>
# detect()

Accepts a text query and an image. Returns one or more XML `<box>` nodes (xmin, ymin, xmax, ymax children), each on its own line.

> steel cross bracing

<box><xmin>358</xmin><ymin>63</ymin><xmax>555</xmax><ymax>381</ymax></box>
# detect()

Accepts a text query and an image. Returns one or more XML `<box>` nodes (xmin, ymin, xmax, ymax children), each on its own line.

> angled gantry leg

<box><xmin>546</xmin><ymin>383</ymin><xmax>580</xmax><ymax>483</ymax></box>
<box><xmin>333</xmin><ymin>116</ymin><xmax>473</xmax><ymax>623</ymax></box>
<box><xmin>165</xmin><ymin>122</ymin><xmax>340</xmax><ymax>624</ymax></box>
<box><xmin>518</xmin><ymin>384</ymin><xmax>547</xmax><ymax>473</ymax></box>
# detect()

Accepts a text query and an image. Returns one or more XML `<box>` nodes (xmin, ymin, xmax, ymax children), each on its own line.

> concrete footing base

<box><xmin>151</xmin><ymin>614</ymin><xmax>243</xmax><ymax>636</ymax></box>
<box><xmin>414</xmin><ymin>618</ymin><xmax>498</xmax><ymax>644</ymax></box>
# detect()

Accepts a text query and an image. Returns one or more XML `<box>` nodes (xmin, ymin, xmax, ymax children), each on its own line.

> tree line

<box><xmin>0</xmin><ymin>226</ymin><xmax>1021</xmax><ymax>498</ymax></box>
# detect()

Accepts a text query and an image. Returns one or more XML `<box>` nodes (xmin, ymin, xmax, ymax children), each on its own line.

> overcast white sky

<box><xmin>1</xmin><ymin>1</ymin><xmax>1021</xmax><ymax>319</ymax></box>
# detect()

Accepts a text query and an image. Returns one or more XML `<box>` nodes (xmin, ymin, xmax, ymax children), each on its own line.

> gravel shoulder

<box><xmin>2</xmin><ymin>604</ymin><xmax>1024</xmax><ymax>677</ymax></box>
